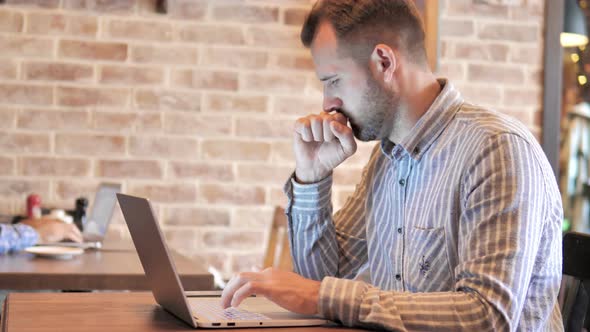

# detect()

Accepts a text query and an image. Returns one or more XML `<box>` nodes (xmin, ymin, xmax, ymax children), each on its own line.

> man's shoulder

<box><xmin>451</xmin><ymin>103</ymin><xmax>555</xmax><ymax>182</ymax></box>
<box><xmin>453</xmin><ymin>102</ymin><xmax>537</xmax><ymax>145</ymax></box>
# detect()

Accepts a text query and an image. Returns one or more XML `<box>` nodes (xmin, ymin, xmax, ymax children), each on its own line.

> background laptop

<box><xmin>39</xmin><ymin>183</ymin><xmax>121</xmax><ymax>249</ymax></box>
<box><xmin>117</xmin><ymin>193</ymin><xmax>328</xmax><ymax>329</ymax></box>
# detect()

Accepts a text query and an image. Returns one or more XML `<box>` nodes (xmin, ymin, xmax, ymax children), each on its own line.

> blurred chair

<box><xmin>263</xmin><ymin>207</ymin><xmax>293</xmax><ymax>271</ymax></box>
<box><xmin>561</xmin><ymin>232</ymin><xmax>590</xmax><ymax>331</ymax></box>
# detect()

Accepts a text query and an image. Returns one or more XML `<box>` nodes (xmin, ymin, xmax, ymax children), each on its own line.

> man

<box><xmin>221</xmin><ymin>0</ymin><xmax>563</xmax><ymax>330</ymax></box>
<box><xmin>0</xmin><ymin>218</ymin><xmax>83</xmax><ymax>254</ymax></box>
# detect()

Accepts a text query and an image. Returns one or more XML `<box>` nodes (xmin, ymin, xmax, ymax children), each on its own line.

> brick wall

<box><xmin>439</xmin><ymin>0</ymin><xmax>545</xmax><ymax>136</ymax></box>
<box><xmin>0</xmin><ymin>0</ymin><xmax>545</xmax><ymax>277</ymax></box>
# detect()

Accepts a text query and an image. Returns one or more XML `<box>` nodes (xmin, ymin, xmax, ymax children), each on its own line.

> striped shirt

<box><xmin>0</xmin><ymin>223</ymin><xmax>38</xmax><ymax>254</ymax></box>
<box><xmin>284</xmin><ymin>79</ymin><xmax>563</xmax><ymax>331</ymax></box>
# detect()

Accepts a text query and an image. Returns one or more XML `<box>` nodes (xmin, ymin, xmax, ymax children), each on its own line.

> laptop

<box><xmin>39</xmin><ymin>183</ymin><xmax>121</xmax><ymax>249</ymax></box>
<box><xmin>116</xmin><ymin>193</ymin><xmax>329</xmax><ymax>329</ymax></box>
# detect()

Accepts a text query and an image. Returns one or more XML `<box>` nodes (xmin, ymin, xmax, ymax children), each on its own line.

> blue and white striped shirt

<box><xmin>285</xmin><ymin>79</ymin><xmax>563</xmax><ymax>331</ymax></box>
<box><xmin>0</xmin><ymin>223</ymin><xmax>38</xmax><ymax>254</ymax></box>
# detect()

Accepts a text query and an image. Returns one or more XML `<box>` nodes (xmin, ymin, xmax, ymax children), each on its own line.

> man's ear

<box><xmin>369</xmin><ymin>44</ymin><xmax>397</xmax><ymax>83</ymax></box>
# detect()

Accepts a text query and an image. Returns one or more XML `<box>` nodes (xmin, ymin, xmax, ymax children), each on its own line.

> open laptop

<box><xmin>39</xmin><ymin>183</ymin><xmax>121</xmax><ymax>249</ymax></box>
<box><xmin>117</xmin><ymin>193</ymin><xmax>328</xmax><ymax>329</ymax></box>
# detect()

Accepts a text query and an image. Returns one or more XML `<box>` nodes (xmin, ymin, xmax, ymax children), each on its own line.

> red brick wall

<box><xmin>0</xmin><ymin>0</ymin><xmax>545</xmax><ymax>277</ymax></box>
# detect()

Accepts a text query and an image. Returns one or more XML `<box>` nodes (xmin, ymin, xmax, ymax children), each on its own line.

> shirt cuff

<box><xmin>14</xmin><ymin>224</ymin><xmax>40</xmax><ymax>246</ymax></box>
<box><xmin>318</xmin><ymin>277</ymin><xmax>368</xmax><ymax>326</ymax></box>
<box><xmin>284</xmin><ymin>173</ymin><xmax>333</xmax><ymax>214</ymax></box>
<box><xmin>0</xmin><ymin>223</ymin><xmax>39</xmax><ymax>254</ymax></box>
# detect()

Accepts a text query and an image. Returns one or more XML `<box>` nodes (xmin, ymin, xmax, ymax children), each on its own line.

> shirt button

<box><xmin>414</xmin><ymin>147</ymin><xmax>420</xmax><ymax>154</ymax></box>
<box><xmin>399</xmin><ymin>179</ymin><xmax>405</xmax><ymax>186</ymax></box>
<box><xmin>395</xmin><ymin>274</ymin><xmax>401</xmax><ymax>281</ymax></box>
<box><xmin>397</xmin><ymin>227</ymin><xmax>402</xmax><ymax>234</ymax></box>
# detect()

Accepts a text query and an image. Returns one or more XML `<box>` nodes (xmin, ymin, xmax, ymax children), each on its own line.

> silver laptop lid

<box><xmin>83</xmin><ymin>183</ymin><xmax>121</xmax><ymax>240</ymax></box>
<box><xmin>116</xmin><ymin>193</ymin><xmax>197</xmax><ymax>328</ymax></box>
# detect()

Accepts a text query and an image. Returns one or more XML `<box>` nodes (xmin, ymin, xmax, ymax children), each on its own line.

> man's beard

<box><xmin>350</xmin><ymin>77</ymin><xmax>399</xmax><ymax>142</ymax></box>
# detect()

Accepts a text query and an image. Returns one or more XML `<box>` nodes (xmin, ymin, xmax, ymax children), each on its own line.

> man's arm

<box><xmin>314</xmin><ymin>133</ymin><xmax>562</xmax><ymax>331</ymax></box>
<box><xmin>0</xmin><ymin>223</ymin><xmax>39</xmax><ymax>254</ymax></box>
<box><xmin>285</xmin><ymin>146</ymin><xmax>378</xmax><ymax>281</ymax></box>
<box><xmin>282</xmin><ymin>111</ymin><xmax>370</xmax><ymax>280</ymax></box>
<box><xmin>0</xmin><ymin>217</ymin><xmax>83</xmax><ymax>254</ymax></box>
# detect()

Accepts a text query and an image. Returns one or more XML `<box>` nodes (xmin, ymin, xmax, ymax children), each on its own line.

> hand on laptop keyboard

<box><xmin>220</xmin><ymin>267</ymin><xmax>321</xmax><ymax>316</ymax></box>
<box><xmin>21</xmin><ymin>218</ymin><xmax>83</xmax><ymax>243</ymax></box>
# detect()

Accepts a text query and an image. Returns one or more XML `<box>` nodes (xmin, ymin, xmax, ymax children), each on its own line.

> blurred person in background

<box><xmin>0</xmin><ymin>218</ymin><xmax>83</xmax><ymax>254</ymax></box>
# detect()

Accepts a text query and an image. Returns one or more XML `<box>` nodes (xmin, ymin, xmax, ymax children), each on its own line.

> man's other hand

<box><xmin>220</xmin><ymin>268</ymin><xmax>321</xmax><ymax>316</ymax></box>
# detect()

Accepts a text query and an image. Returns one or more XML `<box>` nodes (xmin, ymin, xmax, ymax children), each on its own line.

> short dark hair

<box><xmin>301</xmin><ymin>0</ymin><xmax>428</xmax><ymax>66</ymax></box>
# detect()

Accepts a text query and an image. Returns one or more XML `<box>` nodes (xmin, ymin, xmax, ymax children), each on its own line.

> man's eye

<box><xmin>329</xmin><ymin>79</ymin><xmax>339</xmax><ymax>87</ymax></box>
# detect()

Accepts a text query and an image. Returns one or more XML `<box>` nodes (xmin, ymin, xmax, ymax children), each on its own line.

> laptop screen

<box><xmin>84</xmin><ymin>183</ymin><xmax>121</xmax><ymax>238</ymax></box>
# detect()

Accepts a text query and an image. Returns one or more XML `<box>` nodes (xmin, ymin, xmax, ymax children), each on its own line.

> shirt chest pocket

<box><xmin>404</xmin><ymin>226</ymin><xmax>454</xmax><ymax>292</ymax></box>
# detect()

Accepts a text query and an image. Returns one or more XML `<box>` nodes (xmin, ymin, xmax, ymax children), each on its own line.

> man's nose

<box><xmin>323</xmin><ymin>96</ymin><xmax>343</xmax><ymax>113</ymax></box>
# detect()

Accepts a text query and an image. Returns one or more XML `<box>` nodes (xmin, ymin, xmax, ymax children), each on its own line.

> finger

<box><xmin>331</xmin><ymin>112</ymin><xmax>348</xmax><ymax>125</ymax></box>
<box><xmin>67</xmin><ymin>226</ymin><xmax>84</xmax><ymax>243</ymax></box>
<box><xmin>330</xmin><ymin>121</ymin><xmax>357</xmax><ymax>155</ymax></box>
<box><xmin>70</xmin><ymin>232</ymin><xmax>83</xmax><ymax>243</ymax></box>
<box><xmin>231</xmin><ymin>281</ymin><xmax>263</xmax><ymax>308</ymax></box>
<box><xmin>62</xmin><ymin>224</ymin><xmax>82</xmax><ymax>243</ymax></box>
<box><xmin>220</xmin><ymin>272</ymin><xmax>259</xmax><ymax>308</ymax></box>
<box><xmin>294</xmin><ymin>118</ymin><xmax>313</xmax><ymax>142</ymax></box>
<box><xmin>70</xmin><ymin>223</ymin><xmax>82</xmax><ymax>233</ymax></box>
<box><xmin>310</xmin><ymin>117</ymin><xmax>323</xmax><ymax>142</ymax></box>
<box><xmin>221</xmin><ymin>275</ymin><xmax>243</xmax><ymax>308</ymax></box>
<box><xmin>323</xmin><ymin>117</ymin><xmax>335</xmax><ymax>142</ymax></box>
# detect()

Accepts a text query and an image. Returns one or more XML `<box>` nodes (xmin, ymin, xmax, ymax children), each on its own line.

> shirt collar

<box><xmin>380</xmin><ymin>78</ymin><xmax>463</xmax><ymax>161</ymax></box>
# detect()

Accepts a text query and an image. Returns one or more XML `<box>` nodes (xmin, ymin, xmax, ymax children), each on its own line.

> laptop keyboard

<box><xmin>192</xmin><ymin>303</ymin><xmax>272</xmax><ymax>321</ymax></box>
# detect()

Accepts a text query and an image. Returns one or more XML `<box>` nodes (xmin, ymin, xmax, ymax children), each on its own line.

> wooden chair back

<box><xmin>263</xmin><ymin>207</ymin><xmax>293</xmax><ymax>271</ymax></box>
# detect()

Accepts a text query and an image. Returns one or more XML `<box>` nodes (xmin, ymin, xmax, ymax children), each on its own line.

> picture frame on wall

<box><xmin>413</xmin><ymin>0</ymin><xmax>440</xmax><ymax>71</ymax></box>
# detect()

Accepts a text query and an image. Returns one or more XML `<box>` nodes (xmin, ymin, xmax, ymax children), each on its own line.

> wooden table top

<box><xmin>1</xmin><ymin>292</ymin><xmax>360</xmax><ymax>332</ymax></box>
<box><xmin>0</xmin><ymin>237</ymin><xmax>213</xmax><ymax>291</ymax></box>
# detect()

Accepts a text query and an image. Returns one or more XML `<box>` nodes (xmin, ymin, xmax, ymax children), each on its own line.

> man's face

<box><xmin>310</xmin><ymin>21</ymin><xmax>398</xmax><ymax>141</ymax></box>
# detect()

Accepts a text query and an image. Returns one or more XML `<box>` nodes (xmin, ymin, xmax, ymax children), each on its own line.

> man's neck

<box><xmin>387</xmin><ymin>69</ymin><xmax>441</xmax><ymax>144</ymax></box>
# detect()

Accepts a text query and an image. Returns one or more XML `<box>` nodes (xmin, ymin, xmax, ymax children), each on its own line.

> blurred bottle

<box><xmin>26</xmin><ymin>194</ymin><xmax>42</xmax><ymax>219</ymax></box>
<box><xmin>73</xmin><ymin>197</ymin><xmax>88</xmax><ymax>231</ymax></box>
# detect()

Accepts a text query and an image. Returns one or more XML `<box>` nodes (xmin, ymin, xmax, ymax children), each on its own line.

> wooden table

<box><xmin>0</xmin><ymin>237</ymin><xmax>213</xmax><ymax>291</ymax></box>
<box><xmin>1</xmin><ymin>292</ymin><xmax>360</xmax><ymax>332</ymax></box>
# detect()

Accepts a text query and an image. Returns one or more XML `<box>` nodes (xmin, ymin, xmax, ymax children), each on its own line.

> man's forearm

<box><xmin>285</xmin><ymin>174</ymin><xmax>339</xmax><ymax>280</ymax></box>
<box><xmin>319</xmin><ymin>277</ymin><xmax>506</xmax><ymax>331</ymax></box>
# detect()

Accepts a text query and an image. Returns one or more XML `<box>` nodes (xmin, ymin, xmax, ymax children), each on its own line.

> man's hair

<box><xmin>301</xmin><ymin>0</ymin><xmax>428</xmax><ymax>66</ymax></box>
